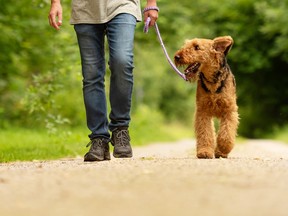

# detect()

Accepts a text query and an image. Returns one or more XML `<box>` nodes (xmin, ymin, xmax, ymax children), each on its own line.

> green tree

<box><xmin>1</xmin><ymin>0</ymin><xmax>288</xmax><ymax>138</ymax></box>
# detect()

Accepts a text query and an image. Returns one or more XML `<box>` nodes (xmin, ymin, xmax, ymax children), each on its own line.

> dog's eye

<box><xmin>194</xmin><ymin>45</ymin><xmax>200</xmax><ymax>50</ymax></box>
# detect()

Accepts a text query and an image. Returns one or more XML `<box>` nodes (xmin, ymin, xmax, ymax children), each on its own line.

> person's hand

<box><xmin>143</xmin><ymin>6</ymin><xmax>159</xmax><ymax>27</ymax></box>
<box><xmin>48</xmin><ymin>1</ymin><xmax>63</xmax><ymax>30</ymax></box>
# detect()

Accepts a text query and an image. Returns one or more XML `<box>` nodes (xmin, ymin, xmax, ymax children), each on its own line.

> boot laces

<box><xmin>114</xmin><ymin>129</ymin><xmax>130</xmax><ymax>147</ymax></box>
<box><xmin>86</xmin><ymin>138</ymin><xmax>104</xmax><ymax>148</ymax></box>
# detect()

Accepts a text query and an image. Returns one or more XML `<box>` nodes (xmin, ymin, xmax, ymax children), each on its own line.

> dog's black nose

<box><xmin>174</xmin><ymin>55</ymin><xmax>181</xmax><ymax>61</ymax></box>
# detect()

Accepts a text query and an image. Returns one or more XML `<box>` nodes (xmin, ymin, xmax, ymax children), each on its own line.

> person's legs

<box><xmin>106</xmin><ymin>13</ymin><xmax>136</xmax><ymax>157</ymax></box>
<box><xmin>74</xmin><ymin>24</ymin><xmax>111</xmax><ymax>161</ymax></box>
<box><xmin>106</xmin><ymin>13</ymin><xmax>136</xmax><ymax>131</ymax></box>
<box><xmin>74</xmin><ymin>24</ymin><xmax>110</xmax><ymax>140</ymax></box>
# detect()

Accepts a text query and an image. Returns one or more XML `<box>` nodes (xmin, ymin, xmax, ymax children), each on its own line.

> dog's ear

<box><xmin>213</xmin><ymin>36</ymin><xmax>233</xmax><ymax>56</ymax></box>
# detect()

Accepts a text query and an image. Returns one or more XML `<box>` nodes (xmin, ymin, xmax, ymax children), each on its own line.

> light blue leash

<box><xmin>144</xmin><ymin>16</ymin><xmax>187</xmax><ymax>81</ymax></box>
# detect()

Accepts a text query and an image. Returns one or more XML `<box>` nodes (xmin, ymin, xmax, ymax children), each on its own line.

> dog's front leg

<box><xmin>215</xmin><ymin>111</ymin><xmax>239</xmax><ymax>158</ymax></box>
<box><xmin>195</xmin><ymin>112</ymin><xmax>216</xmax><ymax>159</ymax></box>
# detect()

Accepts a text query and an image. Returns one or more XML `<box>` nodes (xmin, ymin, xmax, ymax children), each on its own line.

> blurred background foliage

<box><xmin>1</xmin><ymin>0</ymin><xmax>288</xmax><ymax>139</ymax></box>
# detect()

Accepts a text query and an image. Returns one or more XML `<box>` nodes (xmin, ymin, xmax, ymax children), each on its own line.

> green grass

<box><xmin>271</xmin><ymin>126</ymin><xmax>288</xmax><ymax>143</ymax></box>
<box><xmin>0</xmin><ymin>123</ymin><xmax>193</xmax><ymax>163</ymax></box>
<box><xmin>0</xmin><ymin>128</ymin><xmax>87</xmax><ymax>162</ymax></box>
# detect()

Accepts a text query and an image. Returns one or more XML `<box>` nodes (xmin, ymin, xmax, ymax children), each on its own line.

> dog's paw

<box><xmin>197</xmin><ymin>150</ymin><xmax>214</xmax><ymax>159</ymax></box>
<box><xmin>215</xmin><ymin>151</ymin><xmax>228</xmax><ymax>159</ymax></box>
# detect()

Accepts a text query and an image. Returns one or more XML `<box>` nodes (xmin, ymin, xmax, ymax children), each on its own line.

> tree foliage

<box><xmin>1</xmin><ymin>0</ymin><xmax>288</xmax><ymax>138</ymax></box>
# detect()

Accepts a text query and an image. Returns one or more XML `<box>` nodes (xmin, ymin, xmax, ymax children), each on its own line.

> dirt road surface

<box><xmin>1</xmin><ymin>139</ymin><xmax>288</xmax><ymax>216</ymax></box>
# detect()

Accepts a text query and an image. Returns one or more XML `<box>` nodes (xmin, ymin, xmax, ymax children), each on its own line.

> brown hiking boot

<box><xmin>84</xmin><ymin>137</ymin><xmax>111</xmax><ymax>162</ymax></box>
<box><xmin>111</xmin><ymin>127</ymin><xmax>132</xmax><ymax>158</ymax></box>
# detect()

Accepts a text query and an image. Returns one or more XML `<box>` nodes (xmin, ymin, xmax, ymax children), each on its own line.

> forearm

<box><xmin>51</xmin><ymin>0</ymin><xmax>61</xmax><ymax>3</ymax></box>
<box><xmin>146</xmin><ymin>0</ymin><xmax>157</xmax><ymax>6</ymax></box>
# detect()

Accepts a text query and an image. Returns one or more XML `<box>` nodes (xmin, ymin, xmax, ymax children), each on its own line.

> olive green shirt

<box><xmin>70</xmin><ymin>0</ymin><xmax>142</xmax><ymax>24</ymax></box>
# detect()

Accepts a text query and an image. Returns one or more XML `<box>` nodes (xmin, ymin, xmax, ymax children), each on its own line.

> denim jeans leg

<box><xmin>106</xmin><ymin>14</ymin><xmax>137</xmax><ymax>131</ymax></box>
<box><xmin>74</xmin><ymin>24</ymin><xmax>110</xmax><ymax>139</ymax></box>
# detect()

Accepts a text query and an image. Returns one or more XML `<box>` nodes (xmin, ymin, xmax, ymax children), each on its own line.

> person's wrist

<box><xmin>142</xmin><ymin>6</ymin><xmax>159</xmax><ymax>14</ymax></box>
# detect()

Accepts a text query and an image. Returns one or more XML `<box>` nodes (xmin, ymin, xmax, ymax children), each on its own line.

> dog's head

<box><xmin>174</xmin><ymin>36</ymin><xmax>233</xmax><ymax>82</ymax></box>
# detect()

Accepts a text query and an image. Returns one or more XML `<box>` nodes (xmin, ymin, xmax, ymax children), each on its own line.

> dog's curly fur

<box><xmin>174</xmin><ymin>36</ymin><xmax>239</xmax><ymax>159</ymax></box>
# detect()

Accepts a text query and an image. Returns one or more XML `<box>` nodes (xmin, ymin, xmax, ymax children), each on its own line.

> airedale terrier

<box><xmin>174</xmin><ymin>36</ymin><xmax>239</xmax><ymax>159</ymax></box>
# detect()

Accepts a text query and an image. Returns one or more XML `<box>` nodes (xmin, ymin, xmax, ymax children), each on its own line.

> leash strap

<box><xmin>144</xmin><ymin>17</ymin><xmax>187</xmax><ymax>81</ymax></box>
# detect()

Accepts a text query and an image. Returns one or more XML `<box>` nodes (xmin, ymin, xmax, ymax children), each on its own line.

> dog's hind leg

<box><xmin>195</xmin><ymin>112</ymin><xmax>216</xmax><ymax>159</ymax></box>
<box><xmin>215</xmin><ymin>111</ymin><xmax>239</xmax><ymax>158</ymax></box>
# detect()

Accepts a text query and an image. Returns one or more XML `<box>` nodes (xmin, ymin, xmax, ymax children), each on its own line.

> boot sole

<box><xmin>84</xmin><ymin>153</ymin><xmax>104</xmax><ymax>162</ymax></box>
<box><xmin>113</xmin><ymin>152</ymin><xmax>133</xmax><ymax>158</ymax></box>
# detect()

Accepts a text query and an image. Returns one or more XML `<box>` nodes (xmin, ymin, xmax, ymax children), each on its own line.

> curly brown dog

<box><xmin>174</xmin><ymin>36</ymin><xmax>239</xmax><ymax>159</ymax></box>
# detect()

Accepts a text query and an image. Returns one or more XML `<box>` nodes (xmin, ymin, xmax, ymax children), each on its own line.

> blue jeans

<box><xmin>74</xmin><ymin>14</ymin><xmax>136</xmax><ymax>140</ymax></box>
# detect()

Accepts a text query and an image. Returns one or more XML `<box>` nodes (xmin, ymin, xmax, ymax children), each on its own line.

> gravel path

<box><xmin>0</xmin><ymin>139</ymin><xmax>288</xmax><ymax>216</ymax></box>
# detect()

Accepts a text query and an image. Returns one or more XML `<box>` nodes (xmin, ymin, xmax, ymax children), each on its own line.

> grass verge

<box><xmin>271</xmin><ymin>126</ymin><xmax>288</xmax><ymax>143</ymax></box>
<box><xmin>0</xmin><ymin>123</ymin><xmax>193</xmax><ymax>163</ymax></box>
